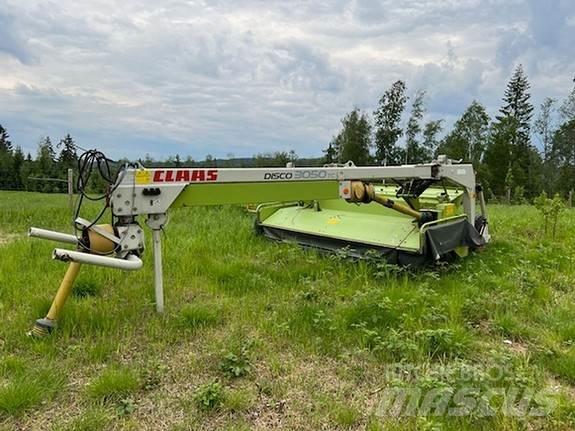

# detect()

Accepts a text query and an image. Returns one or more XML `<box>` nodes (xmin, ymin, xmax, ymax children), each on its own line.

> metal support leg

<box><xmin>146</xmin><ymin>213</ymin><xmax>168</xmax><ymax>313</ymax></box>
<box><xmin>152</xmin><ymin>229</ymin><xmax>164</xmax><ymax>313</ymax></box>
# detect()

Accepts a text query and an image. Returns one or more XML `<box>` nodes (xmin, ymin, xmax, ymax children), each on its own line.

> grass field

<box><xmin>0</xmin><ymin>190</ymin><xmax>574</xmax><ymax>430</ymax></box>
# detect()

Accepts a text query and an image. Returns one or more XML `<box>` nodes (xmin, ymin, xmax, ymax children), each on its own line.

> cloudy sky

<box><xmin>0</xmin><ymin>0</ymin><xmax>573</xmax><ymax>160</ymax></box>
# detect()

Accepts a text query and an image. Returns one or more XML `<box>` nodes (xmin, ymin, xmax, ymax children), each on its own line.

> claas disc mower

<box><xmin>27</xmin><ymin>151</ymin><xmax>490</xmax><ymax>335</ymax></box>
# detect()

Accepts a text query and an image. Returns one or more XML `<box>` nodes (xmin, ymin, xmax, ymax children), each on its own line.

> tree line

<box><xmin>0</xmin><ymin>64</ymin><xmax>573</xmax><ymax>200</ymax></box>
<box><xmin>0</xmin><ymin>130</ymin><xmax>315</xmax><ymax>193</ymax></box>
<box><xmin>325</xmin><ymin>65</ymin><xmax>575</xmax><ymax>201</ymax></box>
<box><xmin>0</xmin><ymin>132</ymin><xmax>78</xmax><ymax>192</ymax></box>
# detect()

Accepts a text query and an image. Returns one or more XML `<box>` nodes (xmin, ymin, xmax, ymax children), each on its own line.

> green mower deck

<box><xmin>255</xmin><ymin>185</ymin><xmax>477</xmax><ymax>265</ymax></box>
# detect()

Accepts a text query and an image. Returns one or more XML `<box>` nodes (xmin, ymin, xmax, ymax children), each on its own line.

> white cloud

<box><xmin>0</xmin><ymin>0</ymin><xmax>573</xmax><ymax>159</ymax></box>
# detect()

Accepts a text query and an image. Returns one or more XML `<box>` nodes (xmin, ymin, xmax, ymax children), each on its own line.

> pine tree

<box><xmin>373</xmin><ymin>80</ymin><xmax>407</xmax><ymax>165</ymax></box>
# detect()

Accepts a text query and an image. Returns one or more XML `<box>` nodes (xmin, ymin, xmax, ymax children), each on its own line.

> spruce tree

<box><xmin>0</xmin><ymin>124</ymin><xmax>15</xmax><ymax>189</ymax></box>
<box><xmin>495</xmin><ymin>64</ymin><xmax>534</xmax><ymax>147</ymax></box>
<box><xmin>58</xmin><ymin>134</ymin><xmax>78</xmax><ymax>172</ymax></box>
<box><xmin>485</xmin><ymin>65</ymin><xmax>541</xmax><ymax>197</ymax></box>
<box><xmin>0</xmin><ymin>124</ymin><xmax>12</xmax><ymax>152</ymax></box>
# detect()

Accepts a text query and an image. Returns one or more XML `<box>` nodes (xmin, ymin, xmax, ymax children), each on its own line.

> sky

<box><xmin>0</xmin><ymin>0</ymin><xmax>574</xmax><ymax>161</ymax></box>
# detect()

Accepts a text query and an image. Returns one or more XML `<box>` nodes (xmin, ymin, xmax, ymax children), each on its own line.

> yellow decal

<box><xmin>327</xmin><ymin>216</ymin><xmax>341</xmax><ymax>225</ymax></box>
<box><xmin>443</xmin><ymin>203</ymin><xmax>456</xmax><ymax>217</ymax></box>
<box><xmin>135</xmin><ymin>169</ymin><xmax>152</xmax><ymax>184</ymax></box>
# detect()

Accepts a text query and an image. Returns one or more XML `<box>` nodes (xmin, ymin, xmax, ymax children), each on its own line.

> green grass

<box><xmin>85</xmin><ymin>367</ymin><xmax>140</xmax><ymax>403</ymax></box>
<box><xmin>0</xmin><ymin>357</ymin><xmax>63</xmax><ymax>418</ymax></box>
<box><xmin>0</xmin><ymin>191</ymin><xmax>574</xmax><ymax>429</ymax></box>
<box><xmin>177</xmin><ymin>303</ymin><xmax>224</xmax><ymax>330</ymax></box>
<box><xmin>54</xmin><ymin>408</ymin><xmax>111</xmax><ymax>431</ymax></box>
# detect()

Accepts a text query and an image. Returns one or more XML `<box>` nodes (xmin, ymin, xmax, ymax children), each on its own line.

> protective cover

<box><xmin>424</xmin><ymin>219</ymin><xmax>486</xmax><ymax>260</ymax></box>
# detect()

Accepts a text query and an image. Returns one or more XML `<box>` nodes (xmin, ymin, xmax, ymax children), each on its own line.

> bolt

<box><xmin>117</xmin><ymin>193</ymin><xmax>122</xmax><ymax>198</ymax></box>
<box><xmin>118</xmin><ymin>208</ymin><xmax>123</xmax><ymax>212</ymax></box>
<box><xmin>132</xmin><ymin>207</ymin><xmax>137</xmax><ymax>211</ymax></box>
<box><xmin>130</xmin><ymin>235</ymin><xmax>136</xmax><ymax>239</ymax></box>
<box><xmin>137</xmin><ymin>229</ymin><xmax>142</xmax><ymax>234</ymax></box>
<box><xmin>125</xmin><ymin>200</ymin><xmax>130</xmax><ymax>206</ymax></box>
<box><xmin>123</xmin><ymin>244</ymin><xmax>128</xmax><ymax>249</ymax></box>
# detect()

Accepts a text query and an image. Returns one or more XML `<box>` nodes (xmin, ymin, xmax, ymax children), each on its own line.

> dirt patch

<box><xmin>547</xmin><ymin>376</ymin><xmax>575</xmax><ymax>401</ymax></box>
<box><xmin>502</xmin><ymin>339</ymin><xmax>529</xmax><ymax>355</ymax></box>
<box><xmin>0</xmin><ymin>232</ymin><xmax>19</xmax><ymax>246</ymax></box>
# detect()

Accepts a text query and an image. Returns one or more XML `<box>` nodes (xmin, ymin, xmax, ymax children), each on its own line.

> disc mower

<box><xmin>28</xmin><ymin>151</ymin><xmax>490</xmax><ymax>335</ymax></box>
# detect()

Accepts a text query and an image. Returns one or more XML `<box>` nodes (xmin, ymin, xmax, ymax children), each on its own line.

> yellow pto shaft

<box><xmin>29</xmin><ymin>262</ymin><xmax>82</xmax><ymax>337</ymax></box>
<box><xmin>349</xmin><ymin>181</ymin><xmax>423</xmax><ymax>221</ymax></box>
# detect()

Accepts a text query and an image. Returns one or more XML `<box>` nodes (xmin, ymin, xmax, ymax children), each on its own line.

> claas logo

<box><xmin>152</xmin><ymin>169</ymin><xmax>218</xmax><ymax>182</ymax></box>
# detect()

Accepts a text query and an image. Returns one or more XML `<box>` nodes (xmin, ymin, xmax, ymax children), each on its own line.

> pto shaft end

<box><xmin>28</xmin><ymin>318</ymin><xmax>56</xmax><ymax>338</ymax></box>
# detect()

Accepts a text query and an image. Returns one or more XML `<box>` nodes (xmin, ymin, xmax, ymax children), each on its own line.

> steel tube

<box><xmin>152</xmin><ymin>229</ymin><xmax>164</xmax><ymax>313</ymax></box>
<box><xmin>29</xmin><ymin>227</ymin><xmax>78</xmax><ymax>245</ymax></box>
<box><xmin>52</xmin><ymin>249</ymin><xmax>143</xmax><ymax>270</ymax></box>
